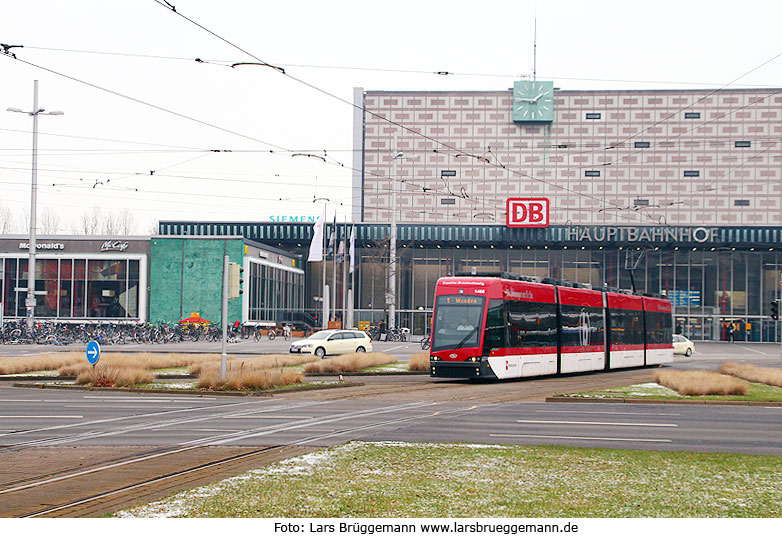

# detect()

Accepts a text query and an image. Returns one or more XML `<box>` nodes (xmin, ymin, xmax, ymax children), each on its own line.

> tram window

<box><xmin>609</xmin><ymin>309</ymin><xmax>644</xmax><ymax>346</ymax></box>
<box><xmin>645</xmin><ymin>311</ymin><xmax>673</xmax><ymax>345</ymax></box>
<box><xmin>560</xmin><ymin>305</ymin><xmax>604</xmax><ymax>348</ymax></box>
<box><xmin>483</xmin><ymin>299</ymin><xmax>508</xmax><ymax>354</ymax></box>
<box><xmin>507</xmin><ymin>300</ymin><xmax>557</xmax><ymax>348</ymax></box>
<box><xmin>432</xmin><ymin>295</ymin><xmax>485</xmax><ymax>352</ymax></box>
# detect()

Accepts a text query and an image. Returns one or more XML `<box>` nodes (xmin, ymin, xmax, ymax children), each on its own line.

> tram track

<box><xmin>0</xmin><ymin>367</ymin><xmax>661</xmax><ymax>517</ymax></box>
<box><xmin>0</xmin><ymin>398</ymin><xmax>462</xmax><ymax>517</ymax></box>
<box><xmin>284</xmin><ymin>367</ymin><xmax>658</xmax><ymax>404</ymax></box>
<box><xmin>7</xmin><ymin>444</ymin><xmax>311</xmax><ymax>518</ymax></box>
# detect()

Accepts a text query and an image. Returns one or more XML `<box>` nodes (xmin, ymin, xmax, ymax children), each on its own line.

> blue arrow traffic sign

<box><xmin>86</xmin><ymin>340</ymin><xmax>101</xmax><ymax>365</ymax></box>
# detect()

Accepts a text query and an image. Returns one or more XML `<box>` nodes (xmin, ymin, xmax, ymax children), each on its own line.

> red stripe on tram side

<box><xmin>561</xmin><ymin>345</ymin><xmax>604</xmax><ymax>354</ymax></box>
<box><xmin>647</xmin><ymin>343</ymin><xmax>673</xmax><ymax>350</ymax></box>
<box><xmin>610</xmin><ymin>344</ymin><xmax>645</xmax><ymax>352</ymax></box>
<box><xmin>606</xmin><ymin>292</ymin><xmax>644</xmax><ymax>311</ymax></box>
<box><xmin>642</xmin><ymin>296</ymin><xmax>673</xmax><ymax>313</ymax></box>
<box><xmin>557</xmin><ymin>287</ymin><xmax>603</xmax><ymax>308</ymax></box>
<box><xmin>489</xmin><ymin>346</ymin><xmax>558</xmax><ymax>356</ymax></box>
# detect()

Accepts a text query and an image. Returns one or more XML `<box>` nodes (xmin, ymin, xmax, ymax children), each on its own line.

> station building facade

<box><xmin>158</xmin><ymin>221</ymin><xmax>782</xmax><ymax>343</ymax></box>
<box><xmin>161</xmin><ymin>84</ymin><xmax>782</xmax><ymax>341</ymax></box>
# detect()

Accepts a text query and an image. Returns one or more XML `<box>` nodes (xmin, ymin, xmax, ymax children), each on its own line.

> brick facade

<box><xmin>356</xmin><ymin>88</ymin><xmax>782</xmax><ymax>226</ymax></box>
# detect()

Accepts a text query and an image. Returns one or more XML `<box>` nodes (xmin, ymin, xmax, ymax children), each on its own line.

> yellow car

<box><xmin>672</xmin><ymin>334</ymin><xmax>695</xmax><ymax>357</ymax></box>
<box><xmin>289</xmin><ymin>329</ymin><xmax>373</xmax><ymax>358</ymax></box>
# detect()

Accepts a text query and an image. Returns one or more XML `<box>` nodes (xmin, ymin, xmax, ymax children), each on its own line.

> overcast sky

<box><xmin>1</xmin><ymin>0</ymin><xmax>781</xmax><ymax>234</ymax></box>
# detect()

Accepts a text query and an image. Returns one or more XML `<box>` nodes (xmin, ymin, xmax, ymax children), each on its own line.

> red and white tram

<box><xmin>429</xmin><ymin>274</ymin><xmax>673</xmax><ymax>380</ymax></box>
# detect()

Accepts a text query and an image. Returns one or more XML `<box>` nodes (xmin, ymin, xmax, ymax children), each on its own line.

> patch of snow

<box><xmin>1</xmin><ymin>371</ymin><xmax>61</xmax><ymax>377</ymax></box>
<box><xmin>145</xmin><ymin>382</ymin><xmax>198</xmax><ymax>389</ymax></box>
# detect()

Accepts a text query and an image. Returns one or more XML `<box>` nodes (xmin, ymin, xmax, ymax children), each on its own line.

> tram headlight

<box><xmin>466</xmin><ymin>356</ymin><xmax>479</xmax><ymax>362</ymax></box>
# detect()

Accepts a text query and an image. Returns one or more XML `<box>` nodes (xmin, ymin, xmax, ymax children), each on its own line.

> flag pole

<box><xmin>329</xmin><ymin>218</ymin><xmax>339</xmax><ymax>321</ymax></box>
<box><xmin>342</xmin><ymin>215</ymin><xmax>348</xmax><ymax>327</ymax></box>
<box><xmin>322</xmin><ymin>203</ymin><xmax>327</xmax><ymax>329</ymax></box>
<box><xmin>349</xmin><ymin>223</ymin><xmax>356</xmax><ymax>330</ymax></box>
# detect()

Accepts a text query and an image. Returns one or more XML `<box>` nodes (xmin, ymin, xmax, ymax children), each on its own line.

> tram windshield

<box><xmin>432</xmin><ymin>295</ymin><xmax>485</xmax><ymax>352</ymax></box>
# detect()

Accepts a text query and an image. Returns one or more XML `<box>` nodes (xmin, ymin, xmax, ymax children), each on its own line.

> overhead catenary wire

<box><xmin>20</xmin><ymin>44</ymin><xmax>780</xmax><ymax>88</ymax></box>
<box><xmin>0</xmin><ymin>56</ymin><xmax>750</xmax><ymax>225</ymax></box>
<box><xmin>149</xmin><ymin>0</ymin><xmax>782</xmax><ymax>225</ymax></box>
<box><xmin>2</xmin><ymin>7</ymin><xmax>780</xmax><ymax>227</ymax></box>
<box><xmin>147</xmin><ymin>0</ymin><xmax>658</xmax><ymax>222</ymax></box>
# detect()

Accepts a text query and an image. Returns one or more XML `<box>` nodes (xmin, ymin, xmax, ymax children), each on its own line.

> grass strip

<box><xmin>559</xmin><ymin>381</ymin><xmax>782</xmax><ymax>402</ymax></box>
<box><xmin>116</xmin><ymin>441</ymin><xmax>782</xmax><ymax>518</ymax></box>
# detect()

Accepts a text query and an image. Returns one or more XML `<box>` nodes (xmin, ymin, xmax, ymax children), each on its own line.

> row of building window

<box><xmin>634</xmin><ymin>141</ymin><xmax>750</xmax><ymax>148</ymax></box>
<box><xmin>633</xmin><ymin>199</ymin><xmax>749</xmax><ymax>207</ymax></box>
<box><xmin>583</xmin><ymin>167</ymin><xmax>756</xmax><ymax>178</ymax></box>
<box><xmin>584</xmin><ymin>111</ymin><xmax>704</xmax><ymax>120</ymax></box>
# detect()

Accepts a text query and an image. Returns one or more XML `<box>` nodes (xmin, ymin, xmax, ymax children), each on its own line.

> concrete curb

<box><xmin>0</xmin><ymin>371</ymin><xmax>428</xmax><ymax>382</ymax></box>
<box><xmin>545</xmin><ymin>396</ymin><xmax>782</xmax><ymax>407</ymax></box>
<box><xmin>11</xmin><ymin>380</ymin><xmax>365</xmax><ymax>397</ymax></box>
<box><xmin>305</xmin><ymin>370</ymin><xmax>427</xmax><ymax>377</ymax></box>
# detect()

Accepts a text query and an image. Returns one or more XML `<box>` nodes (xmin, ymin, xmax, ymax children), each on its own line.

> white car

<box><xmin>672</xmin><ymin>334</ymin><xmax>695</xmax><ymax>356</ymax></box>
<box><xmin>289</xmin><ymin>329</ymin><xmax>373</xmax><ymax>358</ymax></box>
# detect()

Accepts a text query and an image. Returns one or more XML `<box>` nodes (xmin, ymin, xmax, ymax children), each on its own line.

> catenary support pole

<box><xmin>221</xmin><ymin>255</ymin><xmax>229</xmax><ymax>379</ymax></box>
<box><xmin>389</xmin><ymin>132</ymin><xmax>398</xmax><ymax>331</ymax></box>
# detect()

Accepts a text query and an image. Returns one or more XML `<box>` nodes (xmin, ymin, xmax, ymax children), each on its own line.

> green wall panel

<box><xmin>150</xmin><ymin>238</ymin><xmax>244</xmax><ymax>325</ymax></box>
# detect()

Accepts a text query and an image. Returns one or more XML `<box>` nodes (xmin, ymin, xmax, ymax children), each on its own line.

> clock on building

<box><xmin>512</xmin><ymin>80</ymin><xmax>554</xmax><ymax>122</ymax></box>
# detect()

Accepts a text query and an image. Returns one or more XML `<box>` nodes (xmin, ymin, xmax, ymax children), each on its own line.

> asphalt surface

<box><xmin>1</xmin><ymin>341</ymin><xmax>782</xmax><ymax>516</ymax></box>
<box><xmin>0</xmin><ymin>337</ymin><xmax>424</xmax><ymax>360</ymax></box>
<box><xmin>0</xmin><ymin>341</ymin><xmax>780</xmax><ymax>457</ymax></box>
<box><xmin>0</xmin><ymin>385</ymin><xmax>780</xmax><ymax>456</ymax></box>
<box><xmin>1</xmin><ymin>341</ymin><xmax>781</xmax><ymax>456</ymax></box>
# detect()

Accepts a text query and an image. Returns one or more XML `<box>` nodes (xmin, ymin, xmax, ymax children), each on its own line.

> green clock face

<box><xmin>513</xmin><ymin>80</ymin><xmax>554</xmax><ymax>122</ymax></box>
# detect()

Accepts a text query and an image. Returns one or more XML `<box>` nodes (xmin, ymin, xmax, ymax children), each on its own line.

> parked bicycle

<box><xmin>421</xmin><ymin>335</ymin><xmax>431</xmax><ymax>350</ymax></box>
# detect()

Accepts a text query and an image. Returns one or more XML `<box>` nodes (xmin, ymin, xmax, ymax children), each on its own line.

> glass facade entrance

<box><xmin>157</xmin><ymin>222</ymin><xmax>782</xmax><ymax>341</ymax></box>
<box><xmin>348</xmin><ymin>247</ymin><xmax>782</xmax><ymax>341</ymax></box>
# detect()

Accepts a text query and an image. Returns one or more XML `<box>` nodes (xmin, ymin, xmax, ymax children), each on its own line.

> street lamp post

<box><xmin>389</xmin><ymin>133</ymin><xmax>403</xmax><ymax>332</ymax></box>
<box><xmin>7</xmin><ymin>80</ymin><xmax>63</xmax><ymax>332</ymax></box>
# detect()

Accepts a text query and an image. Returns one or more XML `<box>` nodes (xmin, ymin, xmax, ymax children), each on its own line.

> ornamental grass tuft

<box><xmin>653</xmin><ymin>369</ymin><xmax>748</xmax><ymax>396</ymax></box>
<box><xmin>718</xmin><ymin>362</ymin><xmax>782</xmax><ymax>388</ymax></box>
<box><xmin>197</xmin><ymin>363</ymin><xmax>303</xmax><ymax>391</ymax></box>
<box><xmin>302</xmin><ymin>352</ymin><xmax>397</xmax><ymax>374</ymax></box>
<box><xmin>407</xmin><ymin>352</ymin><xmax>430</xmax><ymax>371</ymax></box>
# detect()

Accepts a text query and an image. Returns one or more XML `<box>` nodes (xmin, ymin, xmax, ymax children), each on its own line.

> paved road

<box><xmin>1</xmin><ymin>383</ymin><xmax>780</xmax><ymax>456</ymax></box>
<box><xmin>0</xmin><ymin>338</ymin><xmax>425</xmax><ymax>361</ymax></box>
<box><xmin>0</xmin><ymin>342</ymin><xmax>780</xmax><ymax>457</ymax></box>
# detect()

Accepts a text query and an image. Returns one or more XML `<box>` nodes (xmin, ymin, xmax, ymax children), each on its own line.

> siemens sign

<box><xmin>565</xmin><ymin>226</ymin><xmax>718</xmax><ymax>244</ymax></box>
<box><xmin>269</xmin><ymin>215</ymin><xmax>318</xmax><ymax>223</ymax></box>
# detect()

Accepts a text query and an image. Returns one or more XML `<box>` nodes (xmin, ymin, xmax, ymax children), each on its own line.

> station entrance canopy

<box><xmin>158</xmin><ymin>222</ymin><xmax>782</xmax><ymax>250</ymax></box>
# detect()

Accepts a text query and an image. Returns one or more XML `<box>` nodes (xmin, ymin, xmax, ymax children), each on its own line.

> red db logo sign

<box><xmin>506</xmin><ymin>198</ymin><xmax>549</xmax><ymax>228</ymax></box>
